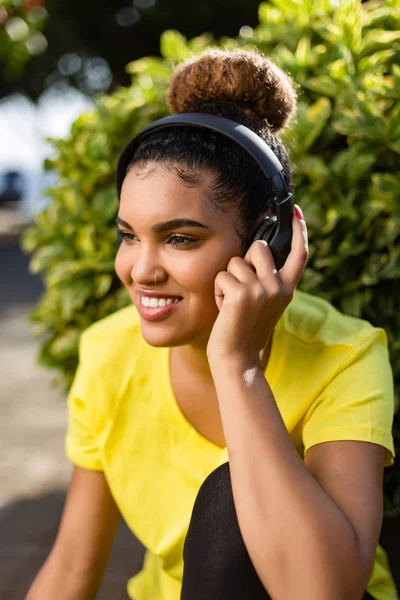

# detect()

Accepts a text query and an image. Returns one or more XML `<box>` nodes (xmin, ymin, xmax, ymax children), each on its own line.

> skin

<box><xmin>115</xmin><ymin>161</ymin><xmax>271</xmax><ymax>388</ymax></box>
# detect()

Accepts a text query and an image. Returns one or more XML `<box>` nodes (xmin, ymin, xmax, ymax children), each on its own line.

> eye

<box><xmin>116</xmin><ymin>229</ymin><xmax>198</xmax><ymax>248</ymax></box>
<box><xmin>167</xmin><ymin>234</ymin><xmax>197</xmax><ymax>247</ymax></box>
<box><xmin>117</xmin><ymin>230</ymin><xmax>135</xmax><ymax>243</ymax></box>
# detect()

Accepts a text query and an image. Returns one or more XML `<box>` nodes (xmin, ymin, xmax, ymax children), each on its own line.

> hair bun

<box><xmin>166</xmin><ymin>48</ymin><xmax>297</xmax><ymax>133</ymax></box>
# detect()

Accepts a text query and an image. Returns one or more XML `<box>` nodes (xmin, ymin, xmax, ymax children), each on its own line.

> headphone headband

<box><xmin>115</xmin><ymin>113</ymin><xmax>293</xmax><ymax>255</ymax></box>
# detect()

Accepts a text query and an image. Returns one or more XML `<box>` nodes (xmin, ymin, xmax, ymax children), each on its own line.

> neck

<box><xmin>172</xmin><ymin>340</ymin><xmax>214</xmax><ymax>385</ymax></box>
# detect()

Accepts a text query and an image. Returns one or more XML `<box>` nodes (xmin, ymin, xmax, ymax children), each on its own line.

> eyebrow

<box><xmin>115</xmin><ymin>216</ymin><xmax>211</xmax><ymax>233</ymax></box>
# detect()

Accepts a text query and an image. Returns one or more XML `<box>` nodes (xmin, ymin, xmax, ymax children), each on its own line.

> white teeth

<box><xmin>141</xmin><ymin>296</ymin><xmax>180</xmax><ymax>308</ymax></box>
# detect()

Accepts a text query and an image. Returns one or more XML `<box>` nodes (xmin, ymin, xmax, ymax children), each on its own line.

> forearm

<box><xmin>26</xmin><ymin>551</ymin><xmax>101</xmax><ymax>600</ymax></box>
<box><xmin>210</xmin><ymin>358</ymin><xmax>363</xmax><ymax>600</ymax></box>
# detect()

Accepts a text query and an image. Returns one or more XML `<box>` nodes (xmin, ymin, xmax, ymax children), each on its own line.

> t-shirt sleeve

<box><xmin>302</xmin><ymin>328</ymin><xmax>396</xmax><ymax>467</ymax></box>
<box><xmin>65</xmin><ymin>330</ymin><xmax>103</xmax><ymax>471</ymax></box>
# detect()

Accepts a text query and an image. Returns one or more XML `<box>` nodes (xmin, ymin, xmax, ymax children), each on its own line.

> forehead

<box><xmin>119</xmin><ymin>163</ymin><xmax>227</xmax><ymax>224</ymax></box>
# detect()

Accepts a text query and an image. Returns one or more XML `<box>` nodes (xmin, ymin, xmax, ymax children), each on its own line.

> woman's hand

<box><xmin>206</xmin><ymin>206</ymin><xmax>308</xmax><ymax>367</ymax></box>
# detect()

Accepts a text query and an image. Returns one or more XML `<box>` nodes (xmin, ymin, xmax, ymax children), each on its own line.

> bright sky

<box><xmin>0</xmin><ymin>86</ymin><xmax>93</xmax><ymax>171</ymax></box>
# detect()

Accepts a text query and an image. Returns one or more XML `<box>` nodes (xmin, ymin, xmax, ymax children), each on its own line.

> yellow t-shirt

<box><xmin>65</xmin><ymin>288</ymin><xmax>398</xmax><ymax>600</ymax></box>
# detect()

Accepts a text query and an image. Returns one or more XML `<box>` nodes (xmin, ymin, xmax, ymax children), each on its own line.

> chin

<box><xmin>139</xmin><ymin>323</ymin><xmax>187</xmax><ymax>348</ymax></box>
<box><xmin>139</xmin><ymin>320</ymin><xmax>211</xmax><ymax>350</ymax></box>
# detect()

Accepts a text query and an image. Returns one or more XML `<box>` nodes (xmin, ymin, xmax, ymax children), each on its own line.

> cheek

<box><xmin>177</xmin><ymin>263</ymin><xmax>210</xmax><ymax>289</ymax></box>
<box><xmin>114</xmin><ymin>249</ymin><xmax>130</xmax><ymax>284</ymax></box>
<box><xmin>177</xmin><ymin>254</ymin><xmax>223</xmax><ymax>301</ymax></box>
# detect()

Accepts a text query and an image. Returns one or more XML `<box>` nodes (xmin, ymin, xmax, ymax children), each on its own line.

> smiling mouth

<box><xmin>140</xmin><ymin>296</ymin><xmax>182</xmax><ymax>307</ymax></box>
<box><xmin>137</xmin><ymin>297</ymin><xmax>183</xmax><ymax>321</ymax></box>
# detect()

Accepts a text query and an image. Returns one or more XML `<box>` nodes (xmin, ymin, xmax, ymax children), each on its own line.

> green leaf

<box><xmin>328</xmin><ymin>59</ymin><xmax>348</xmax><ymax>81</ymax></box>
<box><xmin>28</xmin><ymin>244</ymin><xmax>70</xmax><ymax>275</ymax></box>
<box><xmin>94</xmin><ymin>274</ymin><xmax>113</xmax><ymax>299</ymax></box>
<box><xmin>361</xmin><ymin>6</ymin><xmax>396</xmax><ymax>29</ymax></box>
<box><xmin>48</xmin><ymin>327</ymin><xmax>81</xmax><ymax>361</ymax></box>
<box><xmin>258</xmin><ymin>3</ymin><xmax>283</xmax><ymax>26</ymax></box>
<box><xmin>295</xmin><ymin>36</ymin><xmax>312</xmax><ymax>66</ymax></box>
<box><xmin>358</xmin><ymin>49</ymin><xmax>396</xmax><ymax>73</ymax></box>
<box><xmin>304</xmin><ymin>75</ymin><xmax>338</xmax><ymax>97</ymax></box>
<box><xmin>370</xmin><ymin>174</ymin><xmax>400</xmax><ymax>204</ymax></box>
<box><xmin>360</xmin><ymin>29</ymin><xmax>400</xmax><ymax>57</ymax></box>
<box><xmin>91</xmin><ymin>189</ymin><xmax>119</xmax><ymax>223</ymax></box>
<box><xmin>388</xmin><ymin>104</ymin><xmax>400</xmax><ymax>141</ymax></box>
<box><xmin>160</xmin><ymin>30</ymin><xmax>190</xmax><ymax>62</ymax></box>
<box><xmin>389</xmin><ymin>140</ymin><xmax>400</xmax><ymax>155</ymax></box>
<box><xmin>312</xmin><ymin>21</ymin><xmax>343</xmax><ymax>45</ymax></box>
<box><xmin>294</xmin><ymin>156</ymin><xmax>329</xmax><ymax>184</ymax></box>
<box><xmin>21</xmin><ymin>223</ymin><xmax>51</xmax><ymax>253</ymax></box>
<box><xmin>188</xmin><ymin>32</ymin><xmax>215</xmax><ymax>54</ymax></box>
<box><xmin>347</xmin><ymin>152</ymin><xmax>376</xmax><ymax>185</ymax></box>
<box><xmin>381</xmin><ymin>255</ymin><xmax>400</xmax><ymax>280</ymax></box>
<box><xmin>333</xmin><ymin>101</ymin><xmax>385</xmax><ymax>140</ymax></box>
<box><xmin>341</xmin><ymin>292</ymin><xmax>364</xmax><ymax>317</ymax></box>
<box><xmin>298</xmin><ymin>98</ymin><xmax>332</xmax><ymax>150</ymax></box>
<box><xmin>75</xmin><ymin>225</ymin><xmax>98</xmax><ymax>257</ymax></box>
<box><xmin>59</xmin><ymin>279</ymin><xmax>93</xmax><ymax>320</ymax></box>
<box><xmin>46</xmin><ymin>260</ymin><xmax>93</xmax><ymax>286</ymax></box>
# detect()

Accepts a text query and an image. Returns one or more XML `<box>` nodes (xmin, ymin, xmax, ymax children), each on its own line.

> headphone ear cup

<box><xmin>252</xmin><ymin>217</ymin><xmax>278</xmax><ymax>245</ymax></box>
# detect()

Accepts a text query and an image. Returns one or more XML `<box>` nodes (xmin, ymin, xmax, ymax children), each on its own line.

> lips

<box><xmin>137</xmin><ymin>296</ymin><xmax>183</xmax><ymax>321</ymax></box>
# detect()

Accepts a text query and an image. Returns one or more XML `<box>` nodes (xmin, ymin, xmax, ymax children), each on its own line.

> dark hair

<box><xmin>123</xmin><ymin>49</ymin><xmax>297</xmax><ymax>255</ymax></box>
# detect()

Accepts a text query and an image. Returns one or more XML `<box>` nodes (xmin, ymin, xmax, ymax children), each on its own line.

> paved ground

<box><xmin>0</xmin><ymin>233</ymin><xmax>145</xmax><ymax>599</ymax></box>
<box><xmin>1</xmin><ymin>217</ymin><xmax>399</xmax><ymax>599</ymax></box>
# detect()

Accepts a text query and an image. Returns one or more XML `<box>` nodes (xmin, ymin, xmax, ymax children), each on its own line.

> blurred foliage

<box><xmin>0</xmin><ymin>0</ymin><xmax>48</xmax><ymax>83</ymax></box>
<box><xmin>22</xmin><ymin>0</ymin><xmax>400</xmax><ymax>514</ymax></box>
<box><xmin>1</xmin><ymin>0</ymin><xmax>262</xmax><ymax>100</ymax></box>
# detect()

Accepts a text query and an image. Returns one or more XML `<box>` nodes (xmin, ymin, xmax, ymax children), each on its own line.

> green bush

<box><xmin>22</xmin><ymin>0</ymin><xmax>400</xmax><ymax>514</ymax></box>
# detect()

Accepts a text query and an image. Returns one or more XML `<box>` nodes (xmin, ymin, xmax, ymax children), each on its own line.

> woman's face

<box><xmin>115</xmin><ymin>163</ymin><xmax>243</xmax><ymax>349</ymax></box>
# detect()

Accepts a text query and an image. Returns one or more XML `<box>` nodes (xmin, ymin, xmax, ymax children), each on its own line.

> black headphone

<box><xmin>116</xmin><ymin>113</ymin><xmax>294</xmax><ymax>271</ymax></box>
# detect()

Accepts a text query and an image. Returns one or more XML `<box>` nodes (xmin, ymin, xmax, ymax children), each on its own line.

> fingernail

<box><xmin>294</xmin><ymin>204</ymin><xmax>304</xmax><ymax>220</ymax></box>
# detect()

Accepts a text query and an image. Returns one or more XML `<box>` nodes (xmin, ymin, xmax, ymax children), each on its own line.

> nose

<box><xmin>129</xmin><ymin>242</ymin><xmax>163</xmax><ymax>286</ymax></box>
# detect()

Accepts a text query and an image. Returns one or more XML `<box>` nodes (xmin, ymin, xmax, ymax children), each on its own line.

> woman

<box><xmin>26</xmin><ymin>49</ymin><xmax>396</xmax><ymax>600</ymax></box>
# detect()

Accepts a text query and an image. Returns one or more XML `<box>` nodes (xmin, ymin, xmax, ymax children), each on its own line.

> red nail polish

<box><xmin>294</xmin><ymin>204</ymin><xmax>304</xmax><ymax>220</ymax></box>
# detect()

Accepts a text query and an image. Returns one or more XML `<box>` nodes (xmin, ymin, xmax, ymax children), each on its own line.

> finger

<box><xmin>244</xmin><ymin>239</ymin><xmax>279</xmax><ymax>280</ymax></box>
<box><xmin>280</xmin><ymin>210</ymin><xmax>309</xmax><ymax>287</ymax></box>
<box><xmin>227</xmin><ymin>255</ymin><xmax>260</xmax><ymax>286</ymax></box>
<box><xmin>214</xmin><ymin>269</ymin><xmax>243</xmax><ymax>303</ymax></box>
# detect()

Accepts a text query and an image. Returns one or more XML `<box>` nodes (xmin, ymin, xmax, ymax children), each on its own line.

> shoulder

<box><xmin>290</xmin><ymin>291</ymin><xmax>396</xmax><ymax>468</ymax></box>
<box><xmin>83</xmin><ymin>303</ymin><xmax>140</xmax><ymax>340</ymax></box>
<box><xmin>72</xmin><ymin>304</ymin><xmax>146</xmax><ymax>428</ymax></box>
<box><xmin>282</xmin><ymin>288</ymin><xmax>387</xmax><ymax>354</ymax></box>
<box><xmin>79</xmin><ymin>304</ymin><xmax>143</xmax><ymax>371</ymax></box>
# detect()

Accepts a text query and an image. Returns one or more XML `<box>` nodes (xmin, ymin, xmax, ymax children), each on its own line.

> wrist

<box><xmin>208</xmin><ymin>352</ymin><xmax>263</xmax><ymax>377</ymax></box>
